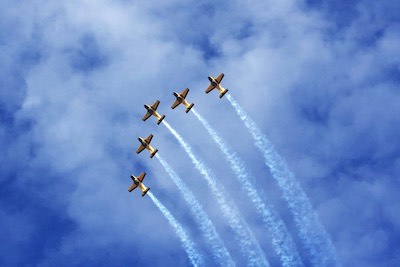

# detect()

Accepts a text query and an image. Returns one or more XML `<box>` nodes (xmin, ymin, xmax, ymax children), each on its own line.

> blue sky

<box><xmin>1</xmin><ymin>0</ymin><xmax>400</xmax><ymax>266</ymax></box>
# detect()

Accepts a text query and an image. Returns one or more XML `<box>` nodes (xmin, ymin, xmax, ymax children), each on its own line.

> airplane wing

<box><xmin>171</xmin><ymin>99</ymin><xmax>180</xmax><ymax>109</ymax></box>
<box><xmin>136</xmin><ymin>144</ymin><xmax>146</xmax><ymax>154</ymax></box>
<box><xmin>181</xmin><ymin>88</ymin><xmax>189</xmax><ymax>99</ymax></box>
<box><xmin>216</xmin><ymin>73</ymin><xmax>224</xmax><ymax>83</ymax></box>
<box><xmin>151</xmin><ymin>100</ymin><xmax>160</xmax><ymax>110</ymax></box>
<box><xmin>142</xmin><ymin>112</ymin><xmax>151</xmax><ymax>121</ymax></box>
<box><xmin>128</xmin><ymin>183</ymin><xmax>138</xmax><ymax>192</ymax></box>
<box><xmin>205</xmin><ymin>83</ymin><xmax>216</xmax><ymax>93</ymax></box>
<box><xmin>137</xmin><ymin>172</ymin><xmax>146</xmax><ymax>182</ymax></box>
<box><xmin>145</xmin><ymin>134</ymin><xmax>153</xmax><ymax>144</ymax></box>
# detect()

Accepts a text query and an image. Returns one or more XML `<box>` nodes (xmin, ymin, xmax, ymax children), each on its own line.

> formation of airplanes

<box><xmin>129</xmin><ymin>73</ymin><xmax>227</xmax><ymax>197</ymax></box>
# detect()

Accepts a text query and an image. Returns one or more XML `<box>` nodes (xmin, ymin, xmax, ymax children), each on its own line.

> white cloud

<box><xmin>1</xmin><ymin>0</ymin><xmax>400</xmax><ymax>265</ymax></box>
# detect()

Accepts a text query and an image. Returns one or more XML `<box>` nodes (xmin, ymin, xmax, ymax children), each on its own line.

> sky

<box><xmin>1</xmin><ymin>0</ymin><xmax>400</xmax><ymax>266</ymax></box>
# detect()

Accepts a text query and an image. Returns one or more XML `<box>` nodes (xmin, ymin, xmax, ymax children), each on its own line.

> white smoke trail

<box><xmin>156</xmin><ymin>154</ymin><xmax>235</xmax><ymax>267</ymax></box>
<box><xmin>162</xmin><ymin>120</ymin><xmax>269</xmax><ymax>267</ymax></box>
<box><xmin>192</xmin><ymin>109</ymin><xmax>304</xmax><ymax>267</ymax></box>
<box><xmin>227</xmin><ymin>94</ymin><xmax>339</xmax><ymax>266</ymax></box>
<box><xmin>148</xmin><ymin>191</ymin><xmax>204</xmax><ymax>267</ymax></box>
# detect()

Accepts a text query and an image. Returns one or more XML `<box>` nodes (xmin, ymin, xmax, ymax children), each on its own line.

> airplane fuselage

<box><xmin>139</xmin><ymin>182</ymin><xmax>147</xmax><ymax>191</ymax></box>
<box><xmin>173</xmin><ymin>92</ymin><xmax>190</xmax><ymax>107</ymax></box>
<box><xmin>134</xmin><ymin>178</ymin><xmax>146</xmax><ymax>191</ymax></box>
<box><xmin>130</xmin><ymin>175</ymin><xmax>149</xmax><ymax>196</ymax></box>
<box><xmin>144</xmin><ymin>105</ymin><xmax>162</xmax><ymax>120</ymax></box>
<box><xmin>139</xmin><ymin>138</ymin><xmax>156</xmax><ymax>153</ymax></box>
<box><xmin>208</xmin><ymin>76</ymin><xmax>226</xmax><ymax>93</ymax></box>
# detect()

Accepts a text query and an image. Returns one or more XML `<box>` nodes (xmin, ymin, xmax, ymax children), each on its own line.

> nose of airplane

<box><xmin>144</xmin><ymin>105</ymin><xmax>148</xmax><ymax>109</ymax></box>
<box><xmin>208</xmin><ymin>76</ymin><xmax>212</xmax><ymax>82</ymax></box>
<box><xmin>173</xmin><ymin>92</ymin><xmax>178</xmax><ymax>97</ymax></box>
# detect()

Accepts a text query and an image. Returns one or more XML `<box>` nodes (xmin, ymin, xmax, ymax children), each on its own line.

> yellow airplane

<box><xmin>136</xmin><ymin>134</ymin><xmax>158</xmax><ymax>158</ymax></box>
<box><xmin>171</xmin><ymin>88</ymin><xmax>194</xmax><ymax>113</ymax></box>
<box><xmin>205</xmin><ymin>73</ymin><xmax>228</xmax><ymax>98</ymax></box>
<box><xmin>128</xmin><ymin>172</ymin><xmax>150</xmax><ymax>197</ymax></box>
<box><xmin>142</xmin><ymin>100</ymin><xmax>166</xmax><ymax>125</ymax></box>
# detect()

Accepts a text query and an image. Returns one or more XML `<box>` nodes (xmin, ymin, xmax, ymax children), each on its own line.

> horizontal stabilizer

<box><xmin>219</xmin><ymin>89</ymin><xmax>228</xmax><ymax>99</ymax></box>
<box><xmin>150</xmin><ymin>149</ymin><xmax>158</xmax><ymax>158</ymax></box>
<box><xmin>157</xmin><ymin>115</ymin><xmax>166</xmax><ymax>125</ymax></box>
<box><xmin>185</xmin><ymin>103</ymin><xmax>194</xmax><ymax>113</ymax></box>
<box><xmin>142</xmin><ymin>187</ymin><xmax>150</xmax><ymax>197</ymax></box>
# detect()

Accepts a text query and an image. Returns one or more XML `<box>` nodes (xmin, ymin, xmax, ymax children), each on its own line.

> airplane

<box><xmin>142</xmin><ymin>100</ymin><xmax>166</xmax><ymax>125</ymax></box>
<box><xmin>136</xmin><ymin>134</ymin><xmax>158</xmax><ymax>158</ymax></box>
<box><xmin>171</xmin><ymin>88</ymin><xmax>194</xmax><ymax>113</ymax></box>
<box><xmin>205</xmin><ymin>73</ymin><xmax>228</xmax><ymax>98</ymax></box>
<box><xmin>128</xmin><ymin>172</ymin><xmax>150</xmax><ymax>197</ymax></box>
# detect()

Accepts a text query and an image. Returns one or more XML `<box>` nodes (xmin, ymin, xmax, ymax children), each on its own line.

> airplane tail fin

<box><xmin>142</xmin><ymin>187</ymin><xmax>150</xmax><ymax>197</ymax></box>
<box><xmin>219</xmin><ymin>89</ymin><xmax>228</xmax><ymax>98</ymax></box>
<box><xmin>150</xmin><ymin>149</ymin><xmax>158</xmax><ymax>158</ymax></box>
<box><xmin>157</xmin><ymin>115</ymin><xmax>166</xmax><ymax>125</ymax></box>
<box><xmin>185</xmin><ymin>103</ymin><xmax>194</xmax><ymax>113</ymax></box>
